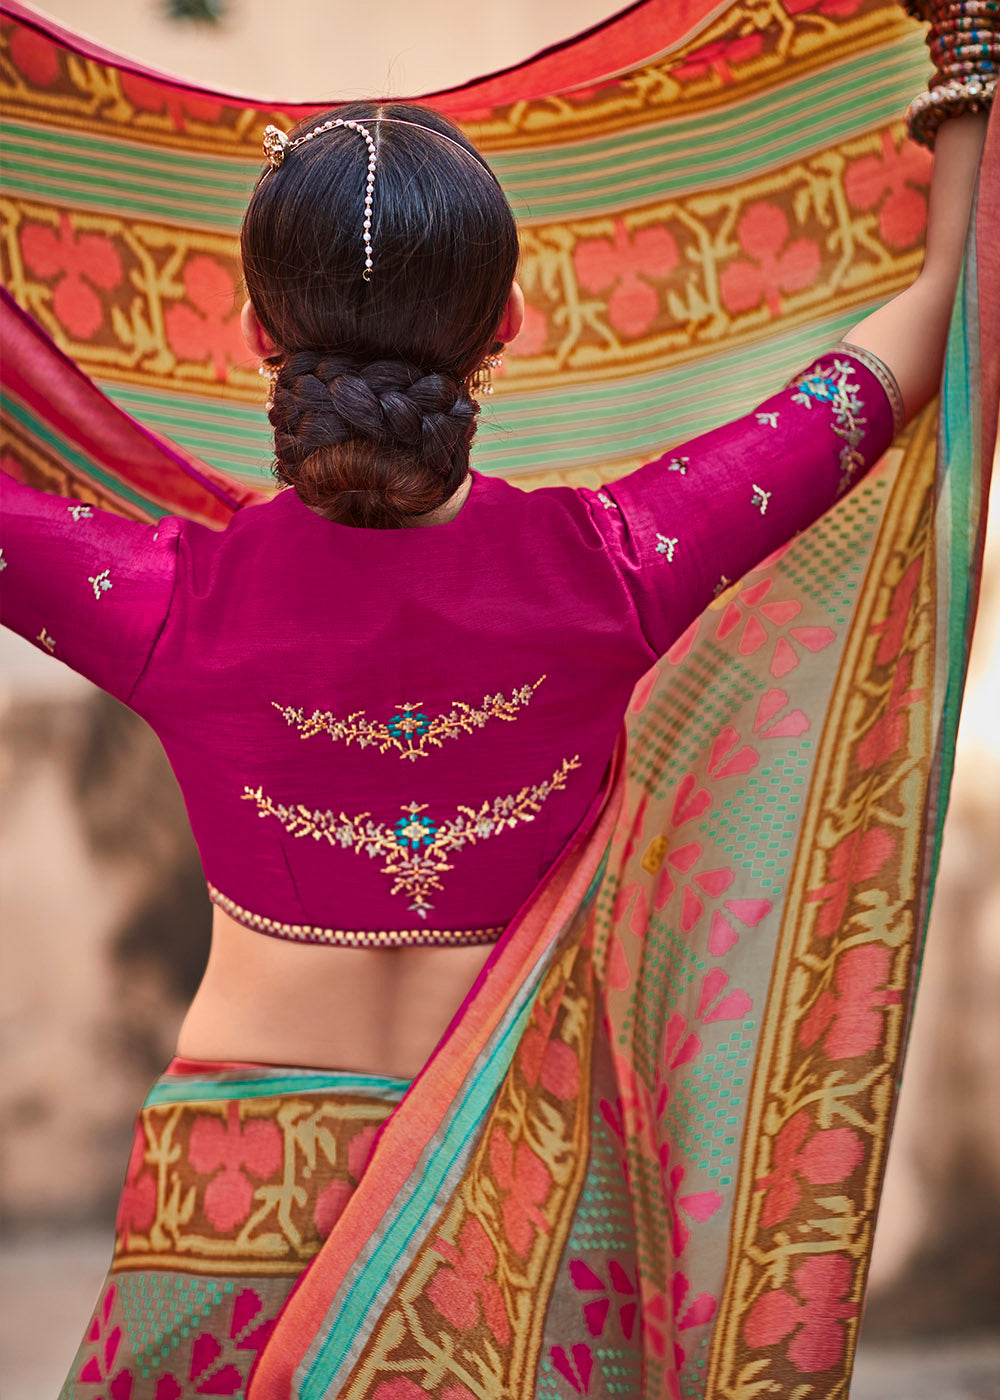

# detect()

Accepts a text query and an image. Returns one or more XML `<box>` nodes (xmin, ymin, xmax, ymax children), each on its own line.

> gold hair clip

<box><xmin>262</xmin><ymin>124</ymin><xmax>290</xmax><ymax>168</ymax></box>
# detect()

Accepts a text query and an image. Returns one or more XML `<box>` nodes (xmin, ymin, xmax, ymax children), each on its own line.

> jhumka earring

<box><xmin>259</xmin><ymin>360</ymin><xmax>280</xmax><ymax>411</ymax></box>
<box><xmin>471</xmin><ymin>348</ymin><xmax>504</xmax><ymax>397</ymax></box>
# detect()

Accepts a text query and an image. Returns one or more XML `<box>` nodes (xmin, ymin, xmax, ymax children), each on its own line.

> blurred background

<box><xmin>1</xmin><ymin>2</ymin><xmax>998</xmax><ymax>1397</ymax></box>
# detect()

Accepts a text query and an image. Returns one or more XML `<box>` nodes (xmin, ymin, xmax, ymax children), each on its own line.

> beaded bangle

<box><xmin>904</xmin><ymin>0</ymin><xmax>999</xmax><ymax>147</ymax></box>
<box><xmin>907</xmin><ymin>74</ymin><xmax>996</xmax><ymax>146</ymax></box>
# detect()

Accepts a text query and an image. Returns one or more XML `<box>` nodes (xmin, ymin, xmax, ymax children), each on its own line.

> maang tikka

<box><xmin>263</xmin><ymin>118</ymin><xmax>377</xmax><ymax>279</ymax></box>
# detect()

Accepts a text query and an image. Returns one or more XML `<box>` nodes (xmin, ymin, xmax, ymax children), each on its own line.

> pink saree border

<box><xmin>0</xmin><ymin>290</ymin><xmax>259</xmax><ymax>523</ymax></box>
<box><xmin>247</xmin><ymin>740</ymin><xmax>626</xmax><ymax>1395</ymax></box>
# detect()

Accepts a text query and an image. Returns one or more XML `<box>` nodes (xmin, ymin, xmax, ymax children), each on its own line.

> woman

<box><xmin>0</xmin><ymin>6</ymin><xmax>996</xmax><ymax>1395</ymax></box>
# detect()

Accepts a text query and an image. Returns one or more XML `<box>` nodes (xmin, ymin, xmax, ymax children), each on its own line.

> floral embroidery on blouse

<box><xmin>791</xmin><ymin>357</ymin><xmax>867</xmax><ymax>488</ymax></box>
<box><xmin>88</xmin><ymin>568</ymin><xmax>112</xmax><ymax>599</ymax></box>
<box><xmin>756</xmin><ymin>411</ymin><xmax>779</xmax><ymax>428</ymax></box>
<box><xmin>242</xmin><ymin>756</ymin><xmax>581</xmax><ymax>919</ymax></box>
<box><xmin>271</xmin><ymin>677</ymin><xmax>546</xmax><ymax>762</ymax></box>
<box><xmin>0</xmin><ymin>548</ymin><xmax>6</xmax><ymax>571</ymax></box>
<box><xmin>751</xmin><ymin>484</ymin><xmax>771</xmax><ymax>515</ymax></box>
<box><xmin>667</xmin><ymin>456</ymin><xmax>689</xmax><ymax>475</ymax></box>
<box><xmin>36</xmin><ymin>626</ymin><xmax>55</xmax><ymax>652</ymax></box>
<box><xmin>67</xmin><ymin>503</ymin><xmax>93</xmax><ymax>522</ymax></box>
<box><xmin>597</xmin><ymin>491</ymin><xmax>617</xmax><ymax>510</ymax></box>
<box><xmin>655</xmin><ymin>534</ymin><xmax>678</xmax><ymax>561</ymax></box>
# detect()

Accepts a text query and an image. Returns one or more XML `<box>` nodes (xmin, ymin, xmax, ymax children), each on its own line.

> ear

<box><xmin>241</xmin><ymin>298</ymin><xmax>279</xmax><ymax>360</ymax></box>
<box><xmin>496</xmin><ymin>280</ymin><xmax>525</xmax><ymax>345</ymax></box>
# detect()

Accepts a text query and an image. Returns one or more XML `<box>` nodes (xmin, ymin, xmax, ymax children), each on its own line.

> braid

<box><xmin>270</xmin><ymin>351</ymin><xmax>479</xmax><ymax>527</ymax></box>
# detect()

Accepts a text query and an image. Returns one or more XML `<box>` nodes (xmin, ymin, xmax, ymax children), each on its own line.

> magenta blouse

<box><xmin>0</xmin><ymin>345</ymin><xmax>902</xmax><ymax>946</ymax></box>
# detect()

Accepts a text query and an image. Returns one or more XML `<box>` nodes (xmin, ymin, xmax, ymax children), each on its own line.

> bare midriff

<box><xmin>174</xmin><ymin>904</ymin><xmax>496</xmax><ymax>1080</ymax></box>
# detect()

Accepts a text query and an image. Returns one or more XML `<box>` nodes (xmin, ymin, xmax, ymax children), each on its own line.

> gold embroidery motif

<box><xmin>270</xmin><ymin>677</ymin><xmax>546</xmax><ymax>761</ymax></box>
<box><xmin>242</xmin><ymin>756</ymin><xmax>581</xmax><ymax>920</ymax></box>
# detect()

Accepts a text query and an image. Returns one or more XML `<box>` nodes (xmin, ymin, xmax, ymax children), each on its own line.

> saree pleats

<box><xmin>2</xmin><ymin>1</ymin><xmax>997</xmax><ymax>1396</ymax></box>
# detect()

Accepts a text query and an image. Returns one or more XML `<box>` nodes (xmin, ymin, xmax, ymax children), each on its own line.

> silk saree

<box><xmin>1</xmin><ymin>1</ymin><xmax>997</xmax><ymax>1395</ymax></box>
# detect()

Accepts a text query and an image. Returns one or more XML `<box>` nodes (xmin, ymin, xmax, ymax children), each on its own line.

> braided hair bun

<box><xmin>270</xmin><ymin>352</ymin><xmax>478</xmax><ymax>527</ymax></box>
<box><xmin>241</xmin><ymin>100</ymin><xmax>519</xmax><ymax>529</ymax></box>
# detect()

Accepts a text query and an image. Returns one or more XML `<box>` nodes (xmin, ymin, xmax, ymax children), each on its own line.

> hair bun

<box><xmin>269</xmin><ymin>352</ymin><xmax>479</xmax><ymax>528</ymax></box>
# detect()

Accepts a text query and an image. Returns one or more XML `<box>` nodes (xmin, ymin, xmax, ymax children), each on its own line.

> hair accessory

<box><xmin>903</xmin><ymin>0</ymin><xmax>998</xmax><ymax>147</ymax></box>
<box><xmin>258</xmin><ymin>115</ymin><xmax>500</xmax><ymax>279</ymax></box>
<box><xmin>262</xmin><ymin>124</ymin><xmax>289</xmax><ymax>168</ymax></box>
<box><xmin>261</xmin><ymin>117</ymin><xmax>378</xmax><ymax>277</ymax></box>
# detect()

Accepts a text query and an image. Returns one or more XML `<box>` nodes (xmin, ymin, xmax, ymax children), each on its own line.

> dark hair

<box><xmin>241</xmin><ymin>101</ymin><xmax>519</xmax><ymax>528</ymax></box>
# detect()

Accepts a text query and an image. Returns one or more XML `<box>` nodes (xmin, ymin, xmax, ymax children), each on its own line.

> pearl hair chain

<box><xmin>263</xmin><ymin>118</ymin><xmax>377</xmax><ymax>278</ymax></box>
<box><xmin>260</xmin><ymin>115</ymin><xmax>502</xmax><ymax>280</ymax></box>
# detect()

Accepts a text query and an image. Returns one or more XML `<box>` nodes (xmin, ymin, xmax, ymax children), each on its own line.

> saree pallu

<box><xmin>2</xmin><ymin>1</ymin><xmax>998</xmax><ymax>1396</ymax></box>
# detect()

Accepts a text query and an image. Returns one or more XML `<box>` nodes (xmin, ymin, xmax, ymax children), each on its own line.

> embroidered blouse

<box><xmin>0</xmin><ymin>345</ymin><xmax>902</xmax><ymax>946</ymax></box>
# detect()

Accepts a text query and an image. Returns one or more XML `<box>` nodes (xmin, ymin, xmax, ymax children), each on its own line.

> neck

<box><xmin>410</xmin><ymin>474</ymin><xmax>472</xmax><ymax>527</ymax></box>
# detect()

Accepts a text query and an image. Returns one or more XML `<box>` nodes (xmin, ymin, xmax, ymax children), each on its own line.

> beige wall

<box><xmin>30</xmin><ymin>0</ymin><xmax>621</xmax><ymax>100</ymax></box>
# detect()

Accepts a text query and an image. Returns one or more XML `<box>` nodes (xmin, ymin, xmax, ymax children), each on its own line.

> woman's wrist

<box><xmin>904</xmin><ymin>0</ymin><xmax>998</xmax><ymax>148</ymax></box>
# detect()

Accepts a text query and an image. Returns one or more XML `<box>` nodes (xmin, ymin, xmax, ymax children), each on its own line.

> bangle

<box><xmin>904</xmin><ymin>0</ymin><xmax>998</xmax><ymax>147</ymax></box>
<box><xmin>907</xmin><ymin>74</ymin><xmax>996</xmax><ymax>146</ymax></box>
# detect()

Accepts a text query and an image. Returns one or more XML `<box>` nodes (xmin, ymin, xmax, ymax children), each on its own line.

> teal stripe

<box><xmin>306</xmin><ymin>850</ymin><xmax>608</xmax><ymax>1391</ymax></box>
<box><xmin>1</xmin><ymin>37</ymin><xmax>927</xmax><ymax>231</ymax></box>
<box><xmin>305</xmin><ymin>946</ymin><xmax>555</xmax><ymax>1388</ymax></box>
<box><xmin>1</xmin><ymin>389</ymin><xmax>161</xmax><ymax>514</ymax></box>
<box><xmin>0</xmin><ymin>154</ymin><xmax>254</xmax><ymax>231</ymax></box>
<box><xmin>919</xmin><ymin>242</ymin><xmax>979</xmax><ymax>989</ymax></box>
<box><xmin>95</xmin><ymin>381</ymin><xmax>270</xmax><ymax>480</ymax></box>
<box><xmin>95</xmin><ymin>302</ymin><xmax>889</xmax><ymax>486</ymax></box>
<box><xmin>501</xmin><ymin>49</ymin><xmax>929</xmax><ymax>220</ymax></box>
<box><xmin>146</xmin><ymin>1068</ymin><xmax>411</xmax><ymax>1106</ymax></box>
<box><xmin>471</xmin><ymin>304</ymin><xmax>892</xmax><ymax>472</ymax></box>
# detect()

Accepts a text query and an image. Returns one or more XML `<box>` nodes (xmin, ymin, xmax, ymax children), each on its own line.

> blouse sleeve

<box><xmin>577</xmin><ymin>343</ymin><xmax>904</xmax><ymax>658</ymax></box>
<box><xmin>0</xmin><ymin>475</ymin><xmax>181</xmax><ymax>705</ymax></box>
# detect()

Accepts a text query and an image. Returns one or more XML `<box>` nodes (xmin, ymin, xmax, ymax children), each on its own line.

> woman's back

<box><xmin>1</xmin><ymin>344</ymin><xmax>899</xmax><ymax>1075</ymax></box>
<box><xmin>148</xmin><ymin>473</ymin><xmax>652</xmax><ymax>939</ymax></box>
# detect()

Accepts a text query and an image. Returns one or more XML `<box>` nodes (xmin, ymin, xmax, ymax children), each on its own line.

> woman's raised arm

<box><xmin>844</xmin><ymin>112</ymin><xmax>991</xmax><ymax>423</ymax></box>
<box><xmin>0</xmin><ymin>476</ymin><xmax>182</xmax><ymax>707</ymax></box>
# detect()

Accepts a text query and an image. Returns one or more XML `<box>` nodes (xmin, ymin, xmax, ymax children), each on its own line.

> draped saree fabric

<box><xmin>1</xmin><ymin>1</ymin><xmax>997</xmax><ymax>1396</ymax></box>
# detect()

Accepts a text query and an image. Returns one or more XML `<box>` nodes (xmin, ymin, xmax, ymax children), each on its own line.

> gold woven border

<box><xmin>207</xmin><ymin>882</ymin><xmax>504</xmax><ymax>949</ymax></box>
<box><xmin>703</xmin><ymin>406</ymin><xmax>938</xmax><ymax>1394</ymax></box>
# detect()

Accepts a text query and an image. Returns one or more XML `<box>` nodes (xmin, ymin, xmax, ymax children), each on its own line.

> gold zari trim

<box><xmin>207</xmin><ymin>883</ymin><xmax>504</xmax><ymax>949</ymax></box>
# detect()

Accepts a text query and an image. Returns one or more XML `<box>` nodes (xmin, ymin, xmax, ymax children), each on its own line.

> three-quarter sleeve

<box><xmin>0</xmin><ymin>476</ymin><xmax>181</xmax><ymax>704</ymax></box>
<box><xmin>578</xmin><ymin>343</ymin><xmax>904</xmax><ymax>658</ymax></box>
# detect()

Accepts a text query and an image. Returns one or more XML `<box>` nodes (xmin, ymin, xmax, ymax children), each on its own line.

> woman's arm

<box><xmin>0</xmin><ymin>475</ymin><xmax>182</xmax><ymax>706</ymax></box>
<box><xmin>845</xmin><ymin>112</ymin><xmax>991</xmax><ymax>423</ymax></box>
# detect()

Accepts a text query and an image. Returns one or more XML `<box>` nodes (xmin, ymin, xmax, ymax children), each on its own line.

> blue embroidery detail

<box><xmin>393</xmin><ymin>809</ymin><xmax>439</xmax><ymax>849</ymax></box>
<box><xmin>792</xmin><ymin>357</ymin><xmax>867</xmax><ymax>488</ymax></box>
<box><xmin>387</xmin><ymin>709</ymin><xmax>431</xmax><ymax>741</ymax></box>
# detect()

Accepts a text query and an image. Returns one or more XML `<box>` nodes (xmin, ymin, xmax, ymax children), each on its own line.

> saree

<box><xmin>1</xmin><ymin>1</ymin><xmax>998</xmax><ymax>1395</ymax></box>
